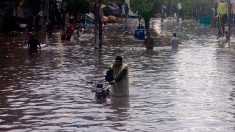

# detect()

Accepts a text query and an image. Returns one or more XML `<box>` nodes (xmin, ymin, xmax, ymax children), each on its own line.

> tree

<box><xmin>165</xmin><ymin>0</ymin><xmax>214</xmax><ymax>19</ymax></box>
<box><xmin>104</xmin><ymin>0</ymin><xmax>124</xmax><ymax>5</ymax></box>
<box><xmin>67</xmin><ymin>0</ymin><xmax>93</xmax><ymax>17</ymax></box>
<box><xmin>130</xmin><ymin>0</ymin><xmax>164</xmax><ymax>33</ymax></box>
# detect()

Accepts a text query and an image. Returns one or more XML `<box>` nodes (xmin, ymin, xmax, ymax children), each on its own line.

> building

<box><xmin>0</xmin><ymin>0</ymin><xmax>62</xmax><ymax>33</ymax></box>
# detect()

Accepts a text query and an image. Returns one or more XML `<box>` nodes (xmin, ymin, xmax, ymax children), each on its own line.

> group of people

<box><xmin>26</xmin><ymin>30</ymin><xmax>179</xmax><ymax>98</ymax></box>
<box><xmin>144</xmin><ymin>32</ymin><xmax>180</xmax><ymax>50</ymax></box>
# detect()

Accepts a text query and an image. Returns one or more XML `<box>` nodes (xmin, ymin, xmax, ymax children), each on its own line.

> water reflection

<box><xmin>105</xmin><ymin>97</ymin><xmax>130</xmax><ymax>131</ymax></box>
<box><xmin>56</xmin><ymin>42</ymin><xmax>65</xmax><ymax>68</ymax></box>
<box><xmin>215</xmin><ymin>48</ymin><xmax>235</xmax><ymax>128</ymax></box>
<box><xmin>93</xmin><ymin>49</ymin><xmax>105</xmax><ymax>79</ymax></box>
<box><xmin>143</xmin><ymin>49</ymin><xmax>158</xmax><ymax>57</ymax></box>
<box><xmin>0</xmin><ymin>86</ymin><xmax>25</xmax><ymax>131</ymax></box>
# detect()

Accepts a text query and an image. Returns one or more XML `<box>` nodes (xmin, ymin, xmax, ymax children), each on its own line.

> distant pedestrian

<box><xmin>144</xmin><ymin>32</ymin><xmax>154</xmax><ymax>50</ymax></box>
<box><xmin>46</xmin><ymin>22</ymin><xmax>53</xmax><ymax>35</ymax></box>
<box><xmin>61</xmin><ymin>29</ymin><xmax>67</xmax><ymax>40</ymax></box>
<box><xmin>174</xmin><ymin>13</ymin><xmax>177</xmax><ymax>20</ymax></box>
<box><xmin>28</xmin><ymin>35</ymin><xmax>41</xmax><ymax>50</ymax></box>
<box><xmin>66</xmin><ymin>25</ymin><xmax>74</xmax><ymax>41</ymax></box>
<box><xmin>224</xmin><ymin>31</ymin><xmax>230</xmax><ymax>43</ymax></box>
<box><xmin>170</xmin><ymin>33</ymin><xmax>180</xmax><ymax>49</ymax></box>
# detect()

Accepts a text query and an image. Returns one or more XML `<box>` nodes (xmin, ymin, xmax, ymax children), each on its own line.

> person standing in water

<box><xmin>144</xmin><ymin>32</ymin><xmax>154</xmax><ymax>50</ymax></box>
<box><xmin>170</xmin><ymin>33</ymin><xmax>180</xmax><ymax>49</ymax></box>
<box><xmin>105</xmin><ymin>56</ymin><xmax>129</xmax><ymax>97</ymax></box>
<box><xmin>28</xmin><ymin>35</ymin><xmax>41</xmax><ymax>52</ymax></box>
<box><xmin>224</xmin><ymin>31</ymin><xmax>230</xmax><ymax>43</ymax></box>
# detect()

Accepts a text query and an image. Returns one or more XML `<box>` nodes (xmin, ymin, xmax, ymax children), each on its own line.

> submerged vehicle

<box><xmin>94</xmin><ymin>83</ymin><xmax>110</xmax><ymax>99</ymax></box>
<box><xmin>87</xmin><ymin>80</ymin><xmax>110</xmax><ymax>99</ymax></box>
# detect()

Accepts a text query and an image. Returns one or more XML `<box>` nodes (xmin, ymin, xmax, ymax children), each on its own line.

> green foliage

<box><xmin>67</xmin><ymin>0</ymin><xmax>93</xmax><ymax>15</ymax></box>
<box><xmin>104</xmin><ymin>0</ymin><xmax>125</xmax><ymax>5</ymax></box>
<box><xmin>24</xmin><ymin>0</ymin><xmax>40</xmax><ymax>7</ymax></box>
<box><xmin>166</xmin><ymin>0</ymin><xmax>214</xmax><ymax>16</ymax></box>
<box><xmin>130</xmin><ymin>0</ymin><xmax>164</xmax><ymax>20</ymax></box>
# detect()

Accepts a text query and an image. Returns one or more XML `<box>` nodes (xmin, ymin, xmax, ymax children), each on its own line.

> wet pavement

<box><xmin>0</xmin><ymin>18</ymin><xmax>235</xmax><ymax>131</ymax></box>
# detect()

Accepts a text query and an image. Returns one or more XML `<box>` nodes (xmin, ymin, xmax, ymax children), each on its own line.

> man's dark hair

<box><xmin>173</xmin><ymin>33</ymin><xmax>176</xmax><ymax>37</ymax></box>
<box><xmin>115</xmin><ymin>56</ymin><xmax>122</xmax><ymax>61</ymax></box>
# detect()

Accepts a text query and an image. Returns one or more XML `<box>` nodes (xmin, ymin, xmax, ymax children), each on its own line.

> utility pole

<box><xmin>46</xmin><ymin>0</ymin><xmax>50</xmax><ymax>24</ymax></box>
<box><xmin>227</xmin><ymin>0</ymin><xmax>231</xmax><ymax>35</ymax></box>
<box><xmin>98</xmin><ymin>0</ymin><xmax>103</xmax><ymax>49</ymax></box>
<box><xmin>94</xmin><ymin>0</ymin><xmax>103</xmax><ymax>49</ymax></box>
<box><xmin>94</xmin><ymin>0</ymin><xmax>99</xmax><ymax>49</ymax></box>
<box><xmin>39</xmin><ymin>0</ymin><xmax>44</xmax><ymax>32</ymax></box>
<box><xmin>124</xmin><ymin>1</ymin><xmax>129</xmax><ymax>34</ymax></box>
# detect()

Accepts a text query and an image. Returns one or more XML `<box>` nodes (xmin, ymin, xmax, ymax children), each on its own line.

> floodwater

<box><xmin>1</xmin><ymin>19</ymin><xmax>235</xmax><ymax>132</ymax></box>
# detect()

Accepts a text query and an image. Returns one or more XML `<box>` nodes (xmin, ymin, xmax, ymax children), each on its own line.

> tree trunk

<box><xmin>99</xmin><ymin>13</ymin><xmax>102</xmax><ymax>49</ymax></box>
<box><xmin>144</xmin><ymin>18</ymin><xmax>150</xmax><ymax>34</ymax></box>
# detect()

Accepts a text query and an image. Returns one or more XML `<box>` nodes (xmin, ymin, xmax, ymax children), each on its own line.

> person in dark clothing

<box><xmin>61</xmin><ymin>29</ymin><xmax>67</xmax><ymax>40</ymax></box>
<box><xmin>28</xmin><ymin>35</ymin><xmax>41</xmax><ymax>50</ymax></box>
<box><xmin>144</xmin><ymin>32</ymin><xmax>154</xmax><ymax>50</ymax></box>
<box><xmin>224</xmin><ymin>31</ymin><xmax>230</xmax><ymax>43</ymax></box>
<box><xmin>46</xmin><ymin>22</ymin><xmax>53</xmax><ymax>35</ymax></box>
<box><xmin>66</xmin><ymin>26</ymin><xmax>73</xmax><ymax>41</ymax></box>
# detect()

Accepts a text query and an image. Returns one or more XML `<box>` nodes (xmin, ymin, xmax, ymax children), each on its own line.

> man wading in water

<box><xmin>144</xmin><ymin>32</ymin><xmax>154</xmax><ymax>50</ymax></box>
<box><xmin>105</xmin><ymin>56</ymin><xmax>129</xmax><ymax>97</ymax></box>
<box><xmin>170</xmin><ymin>33</ymin><xmax>180</xmax><ymax>49</ymax></box>
<box><xmin>28</xmin><ymin>35</ymin><xmax>41</xmax><ymax>53</ymax></box>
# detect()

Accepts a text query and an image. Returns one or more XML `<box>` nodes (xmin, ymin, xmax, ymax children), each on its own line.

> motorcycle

<box><xmin>87</xmin><ymin>80</ymin><xmax>110</xmax><ymax>99</ymax></box>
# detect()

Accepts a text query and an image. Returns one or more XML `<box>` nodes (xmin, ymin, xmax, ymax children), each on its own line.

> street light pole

<box><xmin>94</xmin><ymin>0</ymin><xmax>103</xmax><ymax>49</ymax></box>
<box><xmin>98</xmin><ymin>0</ymin><xmax>103</xmax><ymax>49</ymax></box>
<box><xmin>227</xmin><ymin>0</ymin><xmax>231</xmax><ymax>35</ymax></box>
<box><xmin>124</xmin><ymin>2</ymin><xmax>129</xmax><ymax>34</ymax></box>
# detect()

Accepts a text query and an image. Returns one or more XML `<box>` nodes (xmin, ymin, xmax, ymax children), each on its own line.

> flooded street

<box><xmin>1</xmin><ymin>18</ymin><xmax>235</xmax><ymax>131</ymax></box>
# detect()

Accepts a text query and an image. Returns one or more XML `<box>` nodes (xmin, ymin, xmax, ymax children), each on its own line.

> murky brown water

<box><xmin>0</xmin><ymin>18</ymin><xmax>235</xmax><ymax>131</ymax></box>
